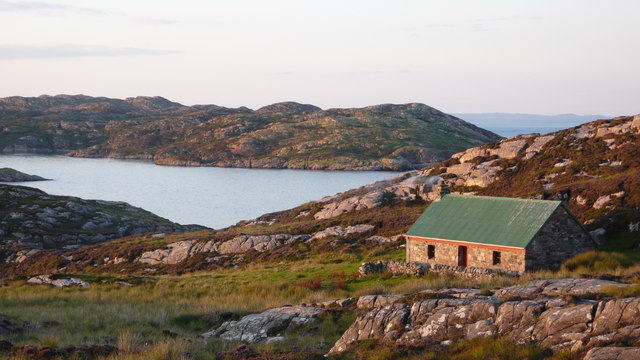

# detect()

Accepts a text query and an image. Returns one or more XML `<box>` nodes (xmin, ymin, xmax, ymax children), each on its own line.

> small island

<box><xmin>0</xmin><ymin>168</ymin><xmax>49</xmax><ymax>182</ymax></box>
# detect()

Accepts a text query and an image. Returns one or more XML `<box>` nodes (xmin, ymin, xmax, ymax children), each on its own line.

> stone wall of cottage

<box><xmin>406</xmin><ymin>238</ymin><xmax>525</xmax><ymax>272</ymax></box>
<box><xmin>525</xmin><ymin>206</ymin><xmax>596</xmax><ymax>271</ymax></box>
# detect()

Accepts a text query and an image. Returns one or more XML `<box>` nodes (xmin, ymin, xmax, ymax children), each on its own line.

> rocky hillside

<box><xmin>0</xmin><ymin>94</ymin><xmax>247</xmax><ymax>155</ymax></box>
<box><xmin>0</xmin><ymin>95</ymin><xmax>501</xmax><ymax>170</ymax></box>
<box><xmin>0</xmin><ymin>168</ymin><xmax>48</xmax><ymax>182</ymax></box>
<box><xmin>287</xmin><ymin>114</ymin><xmax>640</xmax><ymax>238</ymax></box>
<box><xmin>0</xmin><ymin>184</ymin><xmax>203</xmax><ymax>250</ymax></box>
<box><xmin>3</xmin><ymin>114</ymin><xmax>638</xmax><ymax>277</ymax></box>
<box><xmin>2</xmin><ymin>116</ymin><xmax>640</xmax><ymax>360</ymax></box>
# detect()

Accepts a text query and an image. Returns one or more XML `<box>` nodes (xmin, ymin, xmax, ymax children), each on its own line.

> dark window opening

<box><xmin>427</xmin><ymin>245</ymin><xmax>435</xmax><ymax>259</ymax></box>
<box><xmin>493</xmin><ymin>251</ymin><xmax>501</xmax><ymax>265</ymax></box>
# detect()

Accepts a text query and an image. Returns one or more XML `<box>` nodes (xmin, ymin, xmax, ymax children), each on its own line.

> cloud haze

<box><xmin>0</xmin><ymin>0</ymin><xmax>638</xmax><ymax>115</ymax></box>
<box><xmin>0</xmin><ymin>1</ymin><xmax>105</xmax><ymax>15</ymax></box>
<box><xmin>0</xmin><ymin>44</ymin><xmax>180</xmax><ymax>60</ymax></box>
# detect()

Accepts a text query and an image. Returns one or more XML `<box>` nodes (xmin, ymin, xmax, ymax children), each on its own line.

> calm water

<box><xmin>484</xmin><ymin>126</ymin><xmax>566</xmax><ymax>138</ymax></box>
<box><xmin>0</xmin><ymin>155</ymin><xmax>399</xmax><ymax>229</ymax></box>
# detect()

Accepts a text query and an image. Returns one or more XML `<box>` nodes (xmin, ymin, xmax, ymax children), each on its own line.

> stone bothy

<box><xmin>405</xmin><ymin>194</ymin><xmax>597</xmax><ymax>272</ymax></box>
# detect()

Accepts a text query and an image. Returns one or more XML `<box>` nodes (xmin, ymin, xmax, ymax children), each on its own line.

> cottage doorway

<box><xmin>457</xmin><ymin>246</ymin><xmax>468</xmax><ymax>267</ymax></box>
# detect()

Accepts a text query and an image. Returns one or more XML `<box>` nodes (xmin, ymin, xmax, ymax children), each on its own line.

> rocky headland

<box><xmin>0</xmin><ymin>168</ymin><xmax>48</xmax><ymax>182</ymax></box>
<box><xmin>0</xmin><ymin>95</ymin><xmax>502</xmax><ymax>170</ymax></box>
<box><xmin>0</xmin><ymin>184</ymin><xmax>203</xmax><ymax>249</ymax></box>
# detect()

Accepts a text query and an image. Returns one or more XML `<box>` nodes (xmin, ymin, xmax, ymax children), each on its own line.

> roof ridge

<box><xmin>444</xmin><ymin>194</ymin><xmax>562</xmax><ymax>205</ymax></box>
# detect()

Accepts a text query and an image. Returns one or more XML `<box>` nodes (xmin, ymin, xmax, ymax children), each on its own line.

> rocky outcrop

<box><xmin>423</xmin><ymin>114</ymin><xmax>639</xmax><ymax>192</ymax></box>
<box><xmin>312</xmin><ymin>174</ymin><xmax>448</xmax><ymax>220</ymax></box>
<box><xmin>136</xmin><ymin>223</ymin><xmax>376</xmax><ymax>265</ymax></box>
<box><xmin>27</xmin><ymin>274</ymin><xmax>89</xmax><ymax>287</ymax></box>
<box><xmin>329</xmin><ymin>278</ymin><xmax>635</xmax><ymax>354</ymax></box>
<box><xmin>0</xmin><ymin>168</ymin><xmax>48</xmax><ymax>182</ymax></box>
<box><xmin>137</xmin><ymin>234</ymin><xmax>310</xmax><ymax>265</ymax></box>
<box><xmin>313</xmin><ymin>191</ymin><xmax>386</xmax><ymax>219</ymax></box>
<box><xmin>201</xmin><ymin>306</ymin><xmax>325</xmax><ymax>343</ymax></box>
<box><xmin>0</xmin><ymin>185</ymin><xmax>200</xmax><ymax>249</ymax></box>
<box><xmin>494</xmin><ymin>278</ymin><xmax>629</xmax><ymax>298</ymax></box>
<box><xmin>584</xmin><ymin>347</ymin><xmax>640</xmax><ymax>360</ymax></box>
<box><xmin>309</xmin><ymin>224</ymin><xmax>375</xmax><ymax>240</ymax></box>
<box><xmin>356</xmin><ymin>295</ymin><xmax>404</xmax><ymax>309</ymax></box>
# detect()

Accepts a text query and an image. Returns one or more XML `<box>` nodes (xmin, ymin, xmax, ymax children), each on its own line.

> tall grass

<box><xmin>2</xmin><ymin>247</ymin><xmax>640</xmax><ymax>358</ymax></box>
<box><xmin>561</xmin><ymin>250</ymin><xmax>635</xmax><ymax>272</ymax></box>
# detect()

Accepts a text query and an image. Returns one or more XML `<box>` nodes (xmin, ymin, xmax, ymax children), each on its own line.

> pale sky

<box><xmin>0</xmin><ymin>0</ymin><xmax>638</xmax><ymax>115</ymax></box>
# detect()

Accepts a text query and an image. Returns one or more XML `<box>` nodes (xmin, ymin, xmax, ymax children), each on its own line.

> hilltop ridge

<box><xmin>0</xmin><ymin>95</ymin><xmax>502</xmax><ymax>170</ymax></box>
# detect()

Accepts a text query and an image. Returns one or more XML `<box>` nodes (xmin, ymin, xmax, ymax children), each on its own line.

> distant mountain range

<box><xmin>0</xmin><ymin>95</ymin><xmax>502</xmax><ymax>171</ymax></box>
<box><xmin>455</xmin><ymin>112</ymin><xmax>606</xmax><ymax>127</ymax></box>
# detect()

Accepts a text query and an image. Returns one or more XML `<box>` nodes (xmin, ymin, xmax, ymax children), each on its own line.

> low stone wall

<box><xmin>359</xmin><ymin>260</ymin><xmax>520</xmax><ymax>278</ymax></box>
<box><xmin>359</xmin><ymin>260</ymin><xmax>427</xmax><ymax>276</ymax></box>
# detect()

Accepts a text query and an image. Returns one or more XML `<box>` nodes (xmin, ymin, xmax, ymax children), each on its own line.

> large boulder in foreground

<box><xmin>201</xmin><ymin>306</ymin><xmax>325</xmax><ymax>343</ymax></box>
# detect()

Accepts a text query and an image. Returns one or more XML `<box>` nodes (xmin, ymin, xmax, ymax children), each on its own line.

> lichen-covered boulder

<box><xmin>201</xmin><ymin>306</ymin><xmax>324</xmax><ymax>343</ymax></box>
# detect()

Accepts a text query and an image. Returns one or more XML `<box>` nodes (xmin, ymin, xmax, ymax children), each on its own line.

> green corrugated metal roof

<box><xmin>406</xmin><ymin>194</ymin><xmax>562</xmax><ymax>248</ymax></box>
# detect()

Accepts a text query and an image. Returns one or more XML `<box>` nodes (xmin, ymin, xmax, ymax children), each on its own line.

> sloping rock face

<box><xmin>136</xmin><ymin>223</ymin><xmax>373</xmax><ymax>265</ymax></box>
<box><xmin>311</xmin><ymin>173</ymin><xmax>447</xmax><ymax>220</ymax></box>
<box><xmin>309</xmin><ymin>224</ymin><xmax>375</xmax><ymax>240</ymax></box>
<box><xmin>329</xmin><ymin>278</ymin><xmax>636</xmax><ymax>354</ymax></box>
<box><xmin>201</xmin><ymin>306</ymin><xmax>324</xmax><ymax>343</ymax></box>
<box><xmin>137</xmin><ymin>234</ymin><xmax>310</xmax><ymax>265</ymax></box>
<box><xmin>419</xmin><ymin>114</ymin><xmax>640</xmax><ymax>226</ymax></box>
<box><xmin>584</xmin><ymin>347</ymin><xmax>640</xmax><ymax>360</ymax></box>
<box><xmin>0</xmin><ymin>185</ymin><xmax>199</xmax><ymax>249</ymax></box>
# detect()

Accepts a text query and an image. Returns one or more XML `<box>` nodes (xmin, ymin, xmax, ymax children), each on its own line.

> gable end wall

<box><xmin>525</xmin><ymin>206</ymin><xmax>596</xmax><ymax>271</ymax></box>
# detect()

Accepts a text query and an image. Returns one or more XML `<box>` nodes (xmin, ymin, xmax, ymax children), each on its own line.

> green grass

<box><xmin>0</xmin><ymin>248</ymin><xmax>419</xmax><ymax>356</ymax></box>
<box><xmin>3</xmin><ymin>237</ymin><xmax>640</xmax><ymax>359</ymax></box>
<box><xmin>0</xmin><ymin>244</ymin><xmax>542</xmax><ymax>359</ymax></box>
<box><xmin>561</xmin><ymin>251</ymin><xmax>636</xmax><ymax>272</ymax></box>
<box><xmin>330</xmin><ymin>337</ymin><xmax>569</xmax><ymax>360</ymax></box>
